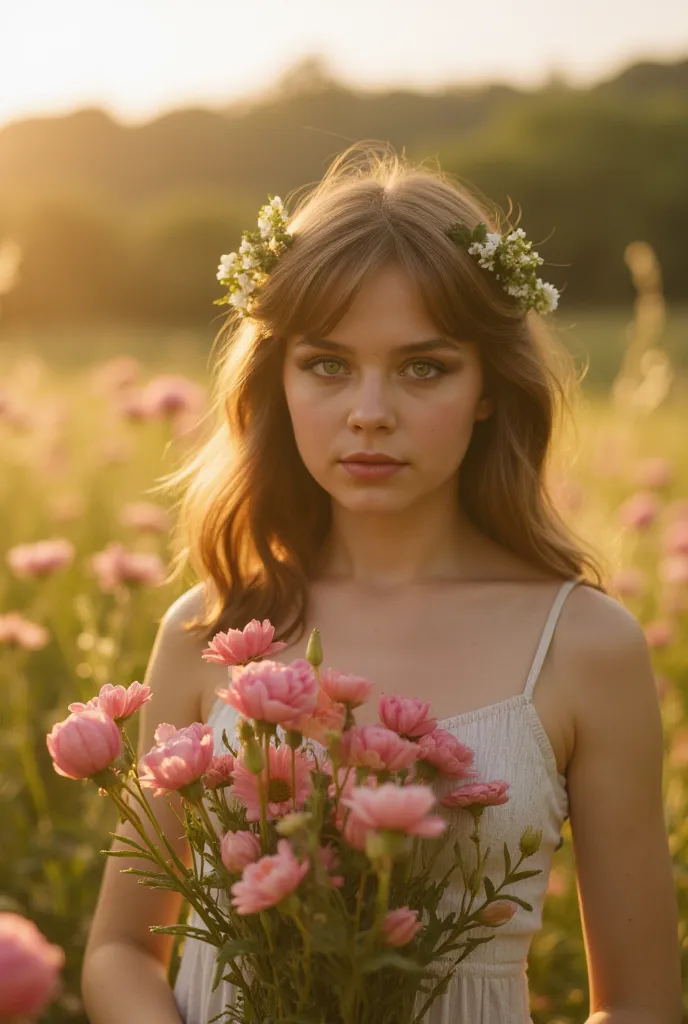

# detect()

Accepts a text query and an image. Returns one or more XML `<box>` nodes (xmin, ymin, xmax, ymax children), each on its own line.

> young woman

<box><xmin>81</xmin><ymin>145</ymin><xmax>682</xmax><ymax>1023</ymax></box>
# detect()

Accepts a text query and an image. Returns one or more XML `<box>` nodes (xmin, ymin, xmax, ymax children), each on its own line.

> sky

<box><xmin>2</xmin><ymin>0</ymin><xmax>688</xmax><ymax>128</ymax></box>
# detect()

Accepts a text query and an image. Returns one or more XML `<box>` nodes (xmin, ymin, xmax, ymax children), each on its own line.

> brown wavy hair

<box><xmin>155</xmin><ymin>141</ymin><xmax>606</xmax><ymax>645</ymax></box>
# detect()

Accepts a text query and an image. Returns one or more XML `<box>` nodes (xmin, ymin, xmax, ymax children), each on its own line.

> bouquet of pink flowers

<box><xmin>46</xmin><ymin>619</ymin><xmax>543</xmax><ymax>1024</ymax></box>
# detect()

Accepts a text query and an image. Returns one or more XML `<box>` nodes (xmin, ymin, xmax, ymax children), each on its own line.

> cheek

<box><xmin>283</xmin><ymin>374</ymin><xmax>334</xmax><ymax>460</ymax></box>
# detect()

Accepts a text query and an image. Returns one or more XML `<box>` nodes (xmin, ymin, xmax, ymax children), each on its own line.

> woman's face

<box><xmin>282</xmin><ymin>262</ymin><xmax>492</xmax><ymax>514</ymax></box>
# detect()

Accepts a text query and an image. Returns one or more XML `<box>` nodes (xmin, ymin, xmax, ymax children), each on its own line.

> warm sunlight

<box><xmin>2</xmin><ymin>0</ymin><xmax>688</xmax><ymax>126</ymax></box>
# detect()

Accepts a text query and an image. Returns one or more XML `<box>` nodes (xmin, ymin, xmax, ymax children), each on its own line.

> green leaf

<box><xmin>483</xmin><ymin>876</ymin><xmax>495</xmax><ymax>900</ymax></box>
<box><xmin>507</xmin><ymin>869</ymin><xmax>542</xmax><ymax>883</ymax></box>
<box><xmin>503</xmin><ymin>842</ymin><xmax>511</xmax><ymax>877</ymax></box>
<box><xmin>150</xmin><ymin>924</ymin><xmax>215</xmax><ymax>941</ymax></box>
<box><xmin>101</xmin><ymin>848</ymin><xmax>154</xmax><ymax>860</ymax></box>
<box><xmin>502</xmin><ymin>895</ymin><xmax>533</xmax><ymax>912</ymax></box>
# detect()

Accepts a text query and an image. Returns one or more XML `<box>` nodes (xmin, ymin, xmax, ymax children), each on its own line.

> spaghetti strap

<box><xmin>522</xmin><ymin>578</ymin><xmax>581</xmax><ymax>701</ymax></box>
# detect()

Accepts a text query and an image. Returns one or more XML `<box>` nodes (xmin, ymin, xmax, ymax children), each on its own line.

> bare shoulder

<box><xmin>555</xmin><ymin>582</ymin><xmax>657</xmax><ymax>742</ymax></box>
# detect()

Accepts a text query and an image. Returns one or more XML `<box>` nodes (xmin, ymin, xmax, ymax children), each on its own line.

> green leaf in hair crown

<box><xmin>446</xmin><ymin>220</ymin><xmax>559</xmax><ymax>315</ymax></box>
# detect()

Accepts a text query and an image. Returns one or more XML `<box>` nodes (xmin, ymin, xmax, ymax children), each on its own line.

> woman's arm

<box><xmin>559</xmin><ymin>587</ymin><xmax>682</xmax><ymax>1024</ymax></box>
<box><xmin>81</xmin><ymin>585</ymin><xmax>208</xmax><ymax>1023</ymax></box>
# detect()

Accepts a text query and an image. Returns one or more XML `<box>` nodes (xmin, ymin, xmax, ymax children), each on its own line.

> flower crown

<box><xmin>215</xmin><ymin>195</ymin><xmax>559</xmax><ymax>317</ymax></box>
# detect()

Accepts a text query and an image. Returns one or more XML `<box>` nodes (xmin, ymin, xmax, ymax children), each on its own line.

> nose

<box><xmin>346</xmin><ymin>372</ymin><xmax>396</xmax><ymax>433</ymax></box>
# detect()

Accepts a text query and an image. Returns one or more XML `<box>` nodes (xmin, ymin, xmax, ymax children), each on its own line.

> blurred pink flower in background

<box><xmin>120</xmin><ymin>501</ymin><xmax>170</xmax><ymax>533</ymax></box>
<box><xmin>91</xmin><ymin>355</ymin><xmax>142</xmax><ymax>396</ymax></box>
<box><xmin>663</xmin><ymin>520</ymin><xmax>688</xmax><ymax>556</ymax></box>
<box><xmin>633</xmin><ymin>456</ymin><xmax>674</xmax><ymax>489</ymax></box>
<box><xmin>659</xmin><ymin>555</ymin><xmax>688</xmax><ymax>587</ymax></box>
<box><xmin>319</xmin><ymin>843</ymin><xmax>344</xmax><ymax>887</ymax></box>
<box><xmin>666</xmin><ymin>498</ymin><xmax>688</xmax><ymax>523</ymax></box>
<box><xmin>382</xmin><ymin>907</ymin><xmax>423</xmax><ymax>946</ymax></box>
<box><xmin>644</xmin><ymin>620</ymin><xmax>674</xmax><ymax>648</ymax></box>
<box><xmin>202</xmin><ymin>618</ymin><xmax>288</xmax><ymax>667</ymax></box>
<box><xmin>378</xmin><ymin>694</ymin><xmax>437</xmax><ymax>738</ymax></box>
<box><xmin>230</xmin><ymin>839</ymin><xmax>309</xmax><ymax>915</ymax></box>
<box><xmin>140</xmin><ymin>374</ymin><xmax>206</xmax><ymax>421</ymax></box>
<box><xmin>89</xmin><ymin>541</ymin><xmax>166</xmax><ymax>591</ymax></box>
<box><xmin>138</xmin><ymin>722</ymin><xmax>214</xmax><ymax>797</ymax></box>
<box><xmin>220</xmin><ymin>829</ymin><xmax>261</xmax><ymax>873</ymax></box>
<box><xmin>115</xmin><ymin>390</ymin><xmax>150</xmax><ymax>422</ymax></box>
<box><xmin>46</xmin><ymin>708</ymin><xmax>122</xmax><ymax>780</ymax></box>
<box><xmin>609</xmin><ymin>567</ymin><xmax>647</xmax><ymax>598</ymax></box>
<box><xmin>6</xmin><ymin>538</ymin><xmax>75</xmax><ymax>577</ymax></box>
<box><xmin>617</xmin><ymin>490</ymin><xmax>660</xmax><ymax>530</ymax></box>
<box><xmin>0</xmin><ymin>612</ymin><xmax>50</xmax><ymax>650</ymax></box>
<box><xmin>0</xmin><ymin>912</ymin><xmax>65</xmax><ymax>1019</ymax></box>
<box><xmin>68</xmin><ymin>681</ymin><xmax>152</xmax><ymax>723</ymax></box>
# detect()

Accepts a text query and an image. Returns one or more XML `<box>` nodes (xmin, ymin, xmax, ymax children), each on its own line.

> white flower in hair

<box><xmin>215</xmin><ymin>194</ymin><xmax>294</xmax><ymax>317</ymax></box>
<box><xmin>447</xmin><ymin>220</ymin><xmax>560</xmax><ymax>314</ymax></box>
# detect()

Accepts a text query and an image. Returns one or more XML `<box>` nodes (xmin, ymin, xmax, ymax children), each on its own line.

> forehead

<box><xmin>288</xmin><ymin>264</ymin><xmax>470</xmax><ymax>354</ymax></box>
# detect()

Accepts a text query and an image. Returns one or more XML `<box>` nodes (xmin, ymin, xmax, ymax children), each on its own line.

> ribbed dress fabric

<box><xmin>173</xmin><ymin>578</ymin><xmax>579</xmax><ymax>1024</ymax></box>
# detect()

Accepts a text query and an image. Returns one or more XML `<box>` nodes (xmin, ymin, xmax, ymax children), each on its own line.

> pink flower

<box><xmin>69</xmin><ymin>681</ymin><xmax>152</xmax><ymax>723</ymax></box>
<box><xmin>216</xmin><ymin>658</ymin><xmax>318</xmax><ymax>726</ymax></box>
<box><xmin>230</xmin><ymin>743</ymin><xmax>313</xmax><ymax>821</ymax></box>
<box><xmin>342</xmin><ymin>782</ymin><xmax>446</xmax><ymax>839</ymax></box>
<box><xmin>416</xmin><ymin>729</ymin><xmax>479</xmax><ymax>780</ymax></box>
<box><xmin>659</xmin><ymin>555</ymin><xmax>688</xmax><ymax>587</ymax></box>
<box><xmin>0</xmin><ymin>612</ymin><xmax>49</xmax><ymax>650</ymax></box>
<box><xmin>203</xmin><ymin>753</ymin><xmax>236</xmax><ymax>790</ymax></box>
<box><xmin>664</xmin><ymin>521</ymin><xmax>688</xmax><ymax>556</ymax></box>
<box><xmin>476</xmin><ymin>901</ymin><xmax>517</xmax><ymax>927</ymax></box>
<box><xmin>138</xmin><ymin>722</ymin><xmax>214</xmax><ymax>797</ymax></box>
<box><xmin>91</xmin><ymin>355</ymin><xmax>142</xmax><ymax>395</ymax></box>
<box><xmin>284</xmin><ymin>686</ymin><xmax>346</xmax><ymax>745</ymax></box>
<box><xmin>341</xmin><ymin>724</ymin><xmax>420</xmax><ymax>773</ymax></box>
<box><xmin>633</xmin><ymin>457</ymin><xmax>673</xmax><ymax>489</ymax></box>
<box><xmin>440</xmin><ymin>780</ymin><xmax>510</xmax><ymax>810</ymax></box>
<box><xmin>202</xmin><ymin>618</ymin><xmax>288</xmax><ymax>667</ymax></box>
<box><xmin>120</xmin><ymin>501</ymin><xmax>170</xmax><ymax>533</ymax></box>
<box><xmin>90</xmin><ymin>542</ymin><xmax>166</xmax><ymax>592</ymax></box>
<box><xmin>382</xmin><ymin>907</ymin><xmax>424</xmax><ymax>947</ymax></box>
<box><xmin>319</xmin><ymin>668</ymin><xmax>373</xmax><ymax>708</ymax></box>
<box><xmin>46</xmin><ymin>709</ymin><xmax>122</xmax><ymax>780</ymax></box>
<box><xmin>618</xmin><ymin>491</ymin><xmax>660</xmax><ymax>530</ymax></box>
<box><xmin>230</xmin><ymin>838</ymin><xmax>310</xmax><ymax>914</ymax></box>
<box><xmin>0</xmin><ymin>913</ymin><xmax>65</xmax><ymax>1019</ymax></box>
<box><xmin>378</xmin><ymin>694</ymin><xmax>437</xmax><ymax>738</ymax></box>
<box><xmin>141</xmin><ymin>374</ymin><xmax>206</xmax><ymax>420</ymax></box>
<box><xmin>6</xmin><ymin>538</ymin><xmax>75</xmax><ymax>577</ymax></box>
<box><xmin>610</xmin><ymin>567</ymin><xmax>646</xmax><ymax>598</ymax></box>
<box><xmin>221</xmin><ymin>830</ymin><xmax>261</xmax><ymax>872</ymax></box>
<box><xmin>644</xmin><ymin>621</ymin><xmax>673</xmax><ymax>649</ymax></box>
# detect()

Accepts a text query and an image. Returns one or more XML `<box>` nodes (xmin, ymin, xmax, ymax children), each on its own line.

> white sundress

<box><xmin>173</xmin><ymin>578</ymin><xmax>580</xmax><ymax>1024</ymax></box>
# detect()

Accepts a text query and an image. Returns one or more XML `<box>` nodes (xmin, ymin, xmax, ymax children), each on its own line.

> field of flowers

<box><xmin>0</xmin><ymin>291</ymin><xmax>686</xmax><ymax>1019</ymax></box>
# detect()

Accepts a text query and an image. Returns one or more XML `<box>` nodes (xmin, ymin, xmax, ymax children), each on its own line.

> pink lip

<box><xmin>340</xmin><ymin>461</ymin><xmax>405</xmax><ymax>480</ymax></box>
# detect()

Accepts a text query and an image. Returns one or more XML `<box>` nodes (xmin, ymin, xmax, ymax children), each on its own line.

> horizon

<box><xmin>2</xmin><ymin>0</ymin><xmax>688</xmax><ymax>130</ymax></box>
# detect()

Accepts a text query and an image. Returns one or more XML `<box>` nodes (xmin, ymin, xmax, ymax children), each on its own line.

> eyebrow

<box><xmin>296</xmin><ymin>334</ymin><xmax>464</xmax><ymax>355</ymax></box>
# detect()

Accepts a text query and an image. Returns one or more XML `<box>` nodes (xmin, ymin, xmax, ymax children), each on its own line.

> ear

<box><xmin>474</xmin><ymin>394</ymin><xmax>494</xmax><ymax>422</ymax></box>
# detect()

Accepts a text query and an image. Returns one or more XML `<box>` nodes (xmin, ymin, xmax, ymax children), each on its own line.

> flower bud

<box><xmin>243</xmin><ymin>737</ymin><xmax>264</xmax><ymax>775</ymax></box>
<box><xmin>519</xmin><ymin>826</ymin><xmax>542</xmax><ymax>858</ymax></box>
<box><xmin>238</xmin><ymin>718</ymin><xmax>255</xmax><ymax>742</ymax></box>
<box><xmin>284</xmin><ymin>728</ymin><xmax>302</xmax><ymax>750</ymax></box>
<box><xmin>276</xmin><ymin>811</ymin><xmax>313</xmax><ymax>837</ymax></box>
<box><xmin>306</xmin><ymin>627</ymin><xmax>323</xmax><ymax>668</ymax></box>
